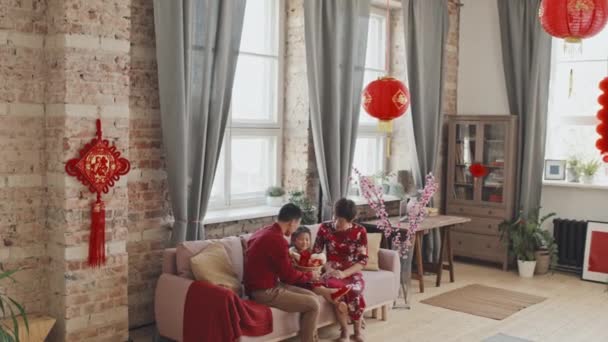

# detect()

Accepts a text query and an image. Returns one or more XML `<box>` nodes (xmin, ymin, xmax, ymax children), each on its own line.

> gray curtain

<box><xmin>497</xmin><ymin>0</ymin><xmax>552</xmax><ymax>216</ymax></box>
<box><xmin>303</xmin><ymin>0</ymin><xmax>371</xmax><ymax>220</ymax></box>
<box><xmin>402</xmin><ymin>0</ymin><xmax>449</xmax><ymax>263</ymax></box>
<box><xmin>153</xmin><ymin>0</ymin><xmax>246</xmax><ymax>244</ymax></box>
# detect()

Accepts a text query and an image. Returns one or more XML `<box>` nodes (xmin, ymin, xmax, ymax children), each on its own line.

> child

<box><xmin>289</xmin><ymin>227</ymin><xmax>351</xmax><ymax>310</ymax></box>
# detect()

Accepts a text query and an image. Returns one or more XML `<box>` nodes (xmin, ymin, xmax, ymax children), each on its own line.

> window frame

<box><xmin>208</xmin><ymin>0</ymin><xmax>285</xmax><ymax>210</ymax></box>
<box><xmin>545</xmin><ymin>36</ymin><xmax>608</xmax><ymax>184</ymax></box>
<box><xmin>355</xmin><ymin>7</ymin><xmax>390</xmax><ymax>176</ymax></box>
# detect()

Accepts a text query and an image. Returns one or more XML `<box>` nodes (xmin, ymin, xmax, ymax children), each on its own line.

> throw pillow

<box><xmin>363</xmin><ymin>233</ymin><xmax>382</xmax><ymax>271</ymax></box>
<box><xmin>190</xmin><ymin>242</ymin><xmax>241</xmax><ymax>294</ymax></box>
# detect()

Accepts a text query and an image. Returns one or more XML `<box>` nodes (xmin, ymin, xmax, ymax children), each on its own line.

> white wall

<box><xmin>457</xmin><ymin>0</ymin><xmax>510</xmax><ymax>115</ymax></box>
<box><xmin>457</xmin><ymin>0</ymin><xmax>608</xmax><ymax>227</ymax></box>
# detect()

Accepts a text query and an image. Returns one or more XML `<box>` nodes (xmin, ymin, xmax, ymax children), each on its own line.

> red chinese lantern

<box><xmin>539</xmin><ymin>0</ymin><xmax>608</xmax><ymax>44</ymax></box>
<box><xmin>597</xmin><ymin>77</ymin><xmax>608</xmax><ymax>162</ymax></box>
<box><xmin>469</xmin><ymin>163</ymin><xmax>489</xmax><ymax>178</ymax></box>
<box><xmin>362</xmin><ymin>77</ymin><xmax>410</xmax><ymax>132</ymax></box>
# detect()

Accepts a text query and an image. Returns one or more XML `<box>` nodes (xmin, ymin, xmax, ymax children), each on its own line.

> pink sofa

<box><xmin>155</xmin><ymin>224</ymin><xmax>401</xmax><ymax>341</ymax></box>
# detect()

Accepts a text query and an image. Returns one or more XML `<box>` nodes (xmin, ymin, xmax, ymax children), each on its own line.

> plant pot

<box><xmin>534</xmin><ymin>250</ymin><xmax>550</xmax><ymax>275</ymax></box>
<box><xmin>266</xmin><ymin>196</ymin><xmax>284</xmax><ymax>207</ymax></box>
<box><xmin>382</xmin><ymin>183</ymin><xmax>390</xmax><ymax>194</ymax></box>
<box><xmin>580</xmin><ymin>175</ymin><xmax>594</xmax><ymax>184</ymax></box>
<box><xmin>566</xmin><ymin>167</ymin><xmax>580</xmax><ymax>183</ymax></box>
<box><xmin>517</xmin><ymin>259</ymin><xmax>536</xmax><ymax>278</ymax></box>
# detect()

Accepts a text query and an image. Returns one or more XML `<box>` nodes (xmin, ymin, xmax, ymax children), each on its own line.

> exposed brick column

<box><xmin>45</xmin><ymin>0</ymin><xmax>130</xmax><ymax>340</ymax></box>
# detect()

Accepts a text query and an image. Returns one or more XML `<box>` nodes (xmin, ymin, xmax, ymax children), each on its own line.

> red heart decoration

<box><xmin>469</xmin><ymin>163</ymin><xmax>489</xmax><ymax>178</ymax></box>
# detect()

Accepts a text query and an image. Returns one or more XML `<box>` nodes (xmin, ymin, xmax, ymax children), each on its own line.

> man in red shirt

<box><xmin>244</xmin><ymin>203</ymin><xmax>321</xmax><ymax>342</ymax></box>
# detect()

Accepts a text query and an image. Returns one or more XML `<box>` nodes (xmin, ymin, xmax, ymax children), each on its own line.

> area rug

<box><xmin>420</xmin><ymin>284</ymin><xmax>546</xmax><ymax>320</ymax></box>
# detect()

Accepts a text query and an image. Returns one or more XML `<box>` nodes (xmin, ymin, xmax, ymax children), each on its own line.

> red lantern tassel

<box><xmin>89</xmin><ymin>199</ymin><xmax>106</xmax><ymax>267</ymax></box>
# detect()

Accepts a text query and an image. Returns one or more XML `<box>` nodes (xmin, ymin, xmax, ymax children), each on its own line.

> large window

<box><xmin>545</xmin><ymin>28</ymin><xmax>608</xmax><ymax>184</ymax></box>
<box><xmin>210</xmin><ymin>0</ymin><xmax>281</xmax><ymax>208</ymax></box>
<box><xmin>353</xmin><ymin>11</ymin><xmax>388</xmax><ymax>177</ymax></box>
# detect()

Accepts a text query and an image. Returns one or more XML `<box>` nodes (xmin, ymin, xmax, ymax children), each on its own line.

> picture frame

<box><xmin>582</xmin><ymin>221</ymin><xmax>608</xmax><ymax>283</ymax></box>
<box><xmin>544</xmin><ymin>159</ymin><xmax>566</xmax><ymax>180</ymax></box>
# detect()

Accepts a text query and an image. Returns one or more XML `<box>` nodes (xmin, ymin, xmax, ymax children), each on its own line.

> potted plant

<box><xmin>265</xmin><ymin>186</ymin><xmax>285</xmax><ymax>207</ymax></box>
<box><xmin>566</xmin><ymin>156</ymin><xmax>581</xmax><ymax>183</ymax></box>
<box><xmin>373</xmin><ymin>171</ymin><xmax>395</xmax><ymax>194</ymax></box>
<box><xmin>288</xmin><ymin>190</ymin><xmax>317</xmax><ymax>224</ymax></box>
<box><xmin>1</xmin><ymin>269</ymin><xmax>29</xmax><ymax>341</ymax></box>
<box><xmin>533</xmin><ymin>229</ymin><xmax>558</xmax><ymax>275</ymax></box>
<box><xmin>578</xmin><ymin>159</ymin><xmax>601</xmax><ymax>184</ymax></box>
<box><xmin>499</xmin><ymin>208</ymin><xmax>556</xmax><ymax>278</ymax></box>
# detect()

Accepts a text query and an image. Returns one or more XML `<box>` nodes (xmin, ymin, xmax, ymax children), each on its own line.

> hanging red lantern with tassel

<box><xmin>66</xmin><ymin>119</ymin><xmax>131</xmax><ymax>267</ymax></box>
<box><xmin>362</xmin><ymin>77</ymin><xmax>410</xmax><ymax>132</ymax></box>
<box><xmin>598</xmin><ymin>77</ymin><xmax>608</xmax><ymax>162</ymax></box>
<box><xmin>539</xmin><ymin>0</ymin><xmax>608</xmax><ymax>44</ymax></box>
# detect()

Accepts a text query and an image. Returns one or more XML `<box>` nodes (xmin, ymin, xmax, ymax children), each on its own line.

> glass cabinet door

<box><xmin>452</xmin><ymin>123</ymin><xmax>477</xmax><ymax>201</ymax></box>
<box><xmin>481</xmin><ymin>123</ymin><xmax>506</xmax><ymax>204</ymax></box>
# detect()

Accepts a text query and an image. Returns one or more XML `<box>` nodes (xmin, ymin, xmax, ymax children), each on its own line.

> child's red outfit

<box><xmin>289</xmin><ymin>247</ymin><xmax>327</xmax><ymax>289</ymax></box>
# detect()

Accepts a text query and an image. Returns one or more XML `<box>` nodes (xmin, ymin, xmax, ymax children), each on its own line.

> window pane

<box><xmin>554</xmin><ymin>28</ymin><xmax>608</xmax><ymax>62</ymax></box>
<box><xmin>232</xmin><ymin>55</ymin><xmax>278</xmax><ymax>123</ymax></box>
<box><xmin>366</xmin><ymin>14</ymin><xmax>386</xmax><ymax>70</ymax></box>
<box><xmin>546</xmin><ymin>124</ymin><xmax>599</xmax><ymax>160</ymax></box>
<box><xmin>353</xmin><ymin>136</ymin><xmax>384</xmax><ymax>176</ymax></box>
<box><xmin>549</xmin><ymin>61</ymin><xmax>606</xmax><ymax>117</ymax></box>
<box><xmin>239</xmin><ymin>0</ymin><xmax>278</xmax><ymax>55</ymax></box>
<box><xmin>230</xmin><ymin>136</ymin><xmax>277</xmax><ymax>198</ymax></box>
<box><xmin>360</xmin><ymin>69</ymin><xmax>385</xmax><ymax>125</ymax></box>
<box><xmin>210</xmin><ymin>147</ymin><xmax>225</xmax><ymax>203</ymax></box>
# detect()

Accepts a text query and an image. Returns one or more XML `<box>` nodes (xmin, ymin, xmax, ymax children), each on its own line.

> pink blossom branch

<box><xmin>353</xmin><ymin>169</ymin><xmax>438</xmax><ymax>257</ymax></box>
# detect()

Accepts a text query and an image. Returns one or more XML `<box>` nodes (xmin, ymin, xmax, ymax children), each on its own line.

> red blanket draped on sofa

<box><xmin>183</xmin><ymin>281</ymin><xmax>272</xmax><ymax>342</ymax></box>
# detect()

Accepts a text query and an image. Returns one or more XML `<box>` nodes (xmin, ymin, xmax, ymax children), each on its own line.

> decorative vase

<box><xmin>534</xmin><ymin>250</ymin><xmax>550</xmax><ymax>275</ymax></box>
<box><xmin>580</xmin><ymin>175</ymin><xmax>594</xmax><ymax>184</ymax></box>
<box><xmin>266</xmin><ymin>196</ymin><xmax>284</xmax><ymax>207</ymax></box>
<box><xmin>517</xmin><ymin>259</ymin><xmax>536</xmax><ymax>278</ymax></box>
<box><xmin>566</xmin><ymin>167</ymin><xmax>580</xmax><ymax>182</ymax></box>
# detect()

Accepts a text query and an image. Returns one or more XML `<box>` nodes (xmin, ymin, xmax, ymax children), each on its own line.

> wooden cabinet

<box><xmin>445</xmin><ymin>115</ymin><xmax>518</xmax><ymax>270</ymax></box>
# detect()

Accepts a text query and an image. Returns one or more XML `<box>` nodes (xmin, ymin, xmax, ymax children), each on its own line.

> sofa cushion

<box><xmin>363</xmin><ymin>233</ymin><xmax>382</xmax><ymax>271</ymax></box>
<box><xmin>190</xmin><ymin>242</ymin><xmax>241</xmax><ymax>294</ymax></box>
<box><xmin>176</xmin><ymin>236</ymin><xmax>244</xmax><ymax>281</ymax></box>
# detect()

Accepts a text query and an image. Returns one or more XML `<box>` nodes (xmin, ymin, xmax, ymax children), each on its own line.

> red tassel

<box><xmin>89</xmin><ymin>200</ymin><xmax>106</xmax><ymax>267</ymax></box>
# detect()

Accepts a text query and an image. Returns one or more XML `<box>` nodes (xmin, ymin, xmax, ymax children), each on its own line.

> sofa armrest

<box><xmin>378</xmin><ymin>248</ymin><xmax>401</xmax><ymax>299</ymax></box>
<box><xmin>162</xmin><ymin>248</ymin><xmax>177</xmax><ymax>274</ymax></box>
<box><xmin>155</xmin><ymin>273</ymin><xmax>193</xmax><ymax>341</ymax></box>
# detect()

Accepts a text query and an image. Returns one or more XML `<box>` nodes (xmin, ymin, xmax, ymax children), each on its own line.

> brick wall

<box><xmin>0</xmin><ymin>0</ymin><xmax>49</xmax><ymax>318</ymax></box>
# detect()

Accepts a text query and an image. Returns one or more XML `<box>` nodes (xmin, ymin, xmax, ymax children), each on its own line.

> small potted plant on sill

<box><xmin>566</xmin><ymin>156</ymin><xmax>581</xmax><ymax>183</ymax></box>
<box><xmin>288</xmin><ymin>190</ymin><xmax>317</xmax><ymax>224</ymax></box>
<box><xmin>499</xmin><ymin>208</ymin><xmax>556</xmax><ymax>278</ymax></box>
<box><xmin>1</xmin><ymin>269</ymin><xmax>29</xmax><ymax>342</ymax></box>
<box><xmin>578</xmin><ymin>159</ymin><xmax>601</xmax><ymax>184</ymax></box>
<box><xmin>265</xmin><ymin>186</ymin><xmax>285</xmax><ymax>207</ymax></box>
<box><xmin>373</xmin><ymin>171</ymin><xmax>395</xmax><ymax>194</ymax></box>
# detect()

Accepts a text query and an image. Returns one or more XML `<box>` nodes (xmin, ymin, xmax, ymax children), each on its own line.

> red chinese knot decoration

<box><xmin>469</xmin><ymin>163</ymin><xmax>489</xmax><ymax>178</ymax></box>
<box><xmin>362</xmin><ymin>76</ymin><xmax>410</xmax><ymax>132</ymax></box>
<box><xmin>66</xmin><ymin>119</ymin><xmax>130</xmax><ymax>267</ymax></box>
<box><xmin>539</xmin><ymin>0</ymin><xmax>608</xmax><ymax>44</ymax></box>
<box><xmin>597</xmin><ymin>77</ymin><xmax>608</xmax><ymax>163</ymax></box>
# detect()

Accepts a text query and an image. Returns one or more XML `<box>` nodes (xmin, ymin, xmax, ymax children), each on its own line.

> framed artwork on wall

<box><xmin>582</xmin><ymin>221</ymin><xmax>608</xmax><ymax>283</ymax></box>
<box><xmin>544</xmin><ymin>159</ymin><xmax>566</xmax><ymax>180</ymax></box>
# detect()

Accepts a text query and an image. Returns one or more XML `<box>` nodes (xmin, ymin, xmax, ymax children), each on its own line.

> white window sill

<box><xmin>348</xmin><ymin>195</ymin><xmax>402</xmax><ymax>206</ymax></box>
<box><xmin>542</xmin><ymin>180</ymin><xmax>608</xmax><ymax>191</ymax></box>
<box><xmin>204</xmin><ymin>205</ymin><xmax>280</xmax><ymax>225</ymax></box>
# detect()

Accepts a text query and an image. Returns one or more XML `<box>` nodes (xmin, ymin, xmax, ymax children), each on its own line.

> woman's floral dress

<box><xmin>313</xmin><ymin>221</ymin><xmax>368</xmax><ymax>321</ymax></box>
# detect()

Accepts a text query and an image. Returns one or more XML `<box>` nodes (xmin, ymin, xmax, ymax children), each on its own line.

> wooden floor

<box><xmin>131</xmin><ymin>262</ymin><xmax>608</xmax><ymax>342</ymax></box>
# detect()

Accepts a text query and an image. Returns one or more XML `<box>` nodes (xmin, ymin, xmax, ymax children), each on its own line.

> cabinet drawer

<box><xmin>452</xmin><ymin>231</ymin><xmax>506</xmax><ymax>262</ymax></box>
<box><xmin>453</xmin><ymin>217</ymin><xmax>503</xmax><ymax>236</ymax></box>
<box><xmin>447</xmin><ymin>205</ymin><xmax>506</xmax><ymax>219</ymax></box>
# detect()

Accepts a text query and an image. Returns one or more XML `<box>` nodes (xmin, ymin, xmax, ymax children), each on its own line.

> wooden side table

<box><xmin>0</xmin><ymin>314</ymin><xmax>56</xmax><ymax>342</ymax></box>
<box><xmin>364</xmin><ymin>215</ymin><xmax>471</xmax><ymax>296</ymax></box>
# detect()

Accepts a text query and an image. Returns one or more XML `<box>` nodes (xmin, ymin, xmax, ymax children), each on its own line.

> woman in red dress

<box><xmin>313</xmin><ymin>198</ymin><xmax>368</xmax><ymax>342</ymax></box>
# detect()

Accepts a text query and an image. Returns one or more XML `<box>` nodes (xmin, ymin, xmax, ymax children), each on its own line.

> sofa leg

<box><xmin>371</xmin><ymin>308</ymin><xmax>379</xmax><ymax>319</ymax></box>
<box><xmin>380</xmin><ymin>305</ymin><xmax>389</xmax><ymax>321</ymax></box>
